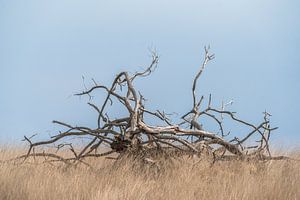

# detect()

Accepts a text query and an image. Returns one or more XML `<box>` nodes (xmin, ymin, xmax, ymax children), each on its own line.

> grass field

<box><xmin>0</xmin><ymin>148</ymin><xmax>299</xmax><ymax>200</ymax></box>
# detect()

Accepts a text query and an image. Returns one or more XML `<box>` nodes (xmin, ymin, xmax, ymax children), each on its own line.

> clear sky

<box><xmin>0</xmin><ymin>0</ymin><xmax>299</xmax><ymax>148</ymax></box>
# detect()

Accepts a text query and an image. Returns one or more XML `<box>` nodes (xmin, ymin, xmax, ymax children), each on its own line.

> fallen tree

<box><xmin>20</xmin><ymin>47</ymin><xmax>286</xmax><ymax>166</ymax></box>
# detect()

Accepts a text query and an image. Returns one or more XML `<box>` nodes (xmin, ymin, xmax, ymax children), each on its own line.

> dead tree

<box><xmin>20</xmin><ymin>47</ymin><xmax>284</xmax><ymax>166</ymax></box>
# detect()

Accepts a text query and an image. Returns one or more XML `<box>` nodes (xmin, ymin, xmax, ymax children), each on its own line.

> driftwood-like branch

<box><xmin>18</xmin><ymin>48</ymin><xmax>284</xmax><ymax>166</ymax></box>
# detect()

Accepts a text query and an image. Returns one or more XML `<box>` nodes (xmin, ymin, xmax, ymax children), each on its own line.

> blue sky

<box><xmin>0</xmin><ymin>0</ymin><xmax>299</xmax><ymax>148</ymax></box>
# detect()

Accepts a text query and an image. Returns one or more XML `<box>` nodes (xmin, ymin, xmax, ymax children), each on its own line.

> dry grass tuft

<box><xmin>0</xmin><ymin>148</ymin><xmax>299</xmax><ymax>200</ymax></box>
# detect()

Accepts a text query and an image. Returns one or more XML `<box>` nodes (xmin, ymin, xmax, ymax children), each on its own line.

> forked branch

<box><xmin>19</xmin><ymin>48</ymin><xmax>283</xmax><ymax>166</ymax></box>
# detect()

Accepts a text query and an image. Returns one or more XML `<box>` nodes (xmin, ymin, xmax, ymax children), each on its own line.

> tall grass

<box><xmin>0</xmin><ymin>148</ymin><xmax>299</xmax><ymax>200</ymax></box>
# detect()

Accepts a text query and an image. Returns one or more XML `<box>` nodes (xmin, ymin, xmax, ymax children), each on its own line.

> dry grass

<box><xmin>0</xmin><ymin>148</ymin><xmax>299</xmax><ymax>200</ymax></box>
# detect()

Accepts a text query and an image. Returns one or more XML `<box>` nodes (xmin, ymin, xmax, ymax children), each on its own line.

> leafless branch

<box><xmin>19</xmin><ymin>47</ymin><xmax>285</xmax><ymax>167</ymax></box>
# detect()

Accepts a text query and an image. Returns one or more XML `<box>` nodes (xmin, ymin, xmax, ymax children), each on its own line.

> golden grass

<box><xmin>0</xmin><ymin>148</ymin><xmax>299</xmax><ymax>200</ymax></box>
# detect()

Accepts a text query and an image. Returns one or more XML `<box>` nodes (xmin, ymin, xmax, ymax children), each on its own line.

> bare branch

<box><xmin>20</xmin><ymin>47</ymin><xmax>282</xmax><ymax>167</ymax></box>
